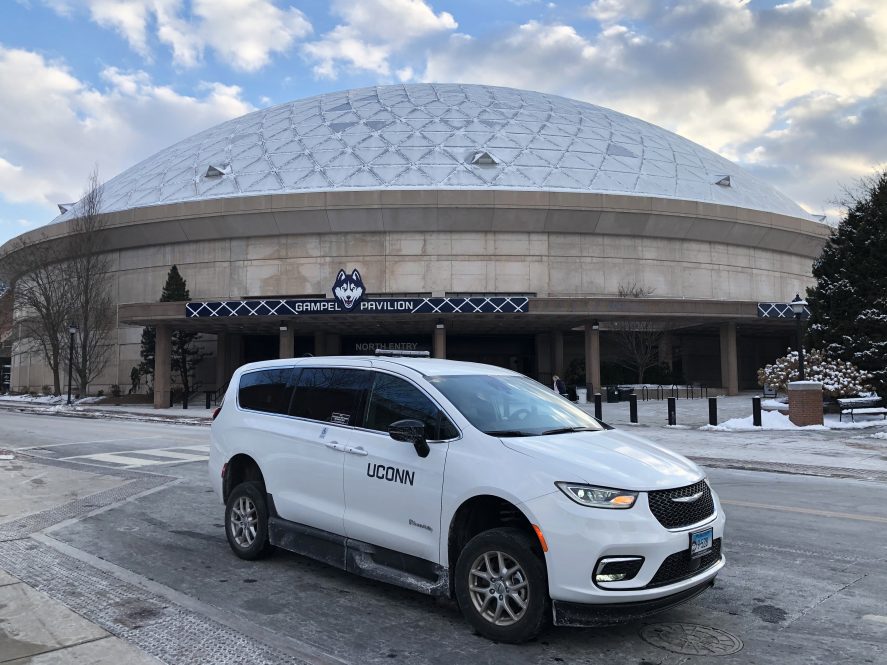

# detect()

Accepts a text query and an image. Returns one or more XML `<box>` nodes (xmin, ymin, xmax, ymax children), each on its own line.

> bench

<box><xmin>838</xmin><ymin>397</ymin><xmax>887</xmax><ymax>422</ymax></box>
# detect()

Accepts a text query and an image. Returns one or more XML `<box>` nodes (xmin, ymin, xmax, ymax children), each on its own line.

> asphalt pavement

<box><xmin>0</xmin><ymin>409</ymin><xmax>885</xmax><ymax>664</ymax></box>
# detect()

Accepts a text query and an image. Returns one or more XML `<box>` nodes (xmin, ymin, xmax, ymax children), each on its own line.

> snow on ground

<box><xmin>1</xmin><ymin>394</ymin><xmax>107</xmax><ymax>405</ymax></box>
<box><xmin>701</xmin><ymin>410</ymin><xmax>826</xmax><ymax>431</ymax></box>
<box><xmin>762</xmin><ymin>398</ymin><xmax>788</xmax><ymax>410</ymax></box>
<box><xmin>701</xmin><ymin>409</ymin><xmax>887</xmax><ymax>431</ymax></box>
<box><xmin>872</xmin><ymin>432</ymin><xmax>887</xmax><ymax>440</ymax></box>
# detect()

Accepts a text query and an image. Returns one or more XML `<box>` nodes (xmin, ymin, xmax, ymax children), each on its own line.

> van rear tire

<box><xmin>225</xmin><ymin>481</ymin><xmax>272</xmax><ymax>560</ymax></box>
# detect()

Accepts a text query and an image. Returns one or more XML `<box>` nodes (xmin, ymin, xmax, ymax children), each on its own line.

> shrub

<box><xmin>757</xmin><ymin>349</ymin><xmax>872</xmax><ymax>398</ymax></box>
<box><xmin>110</xmin><ymin>384</ymin><xmax>121</xmax><ymax>398</ymax></box>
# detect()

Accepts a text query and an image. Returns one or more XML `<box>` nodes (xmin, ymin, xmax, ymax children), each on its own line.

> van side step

<box><xmin>268</xmin><ymin>516</ymin><xmax>449</xmax><ymax>597</ymax></box>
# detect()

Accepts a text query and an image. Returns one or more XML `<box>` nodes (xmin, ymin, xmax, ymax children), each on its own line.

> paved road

<box><xmin>1</xmin><ymin>411</ymin><xmax>885</xmax><ymax>664</ymax></box>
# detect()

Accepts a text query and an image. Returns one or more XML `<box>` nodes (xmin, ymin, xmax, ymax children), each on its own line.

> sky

<box><xmin>0</xmin><ymin>0</ymin><xmax>885</xmax><ymax>246</ymax></box>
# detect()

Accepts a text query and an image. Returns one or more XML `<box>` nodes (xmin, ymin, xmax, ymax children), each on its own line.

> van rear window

<box><xmin>238</xmin><ymin>368</ymin><xmax>295</xmax><ymax>415</ymax></box>
<box><xmin>289</xmin><ymin>367</ymin><xmax>372</xmax><ymax>426</ymax></box>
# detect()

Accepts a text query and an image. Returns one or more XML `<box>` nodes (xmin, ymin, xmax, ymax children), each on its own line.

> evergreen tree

<box><xmin>807</xmin><ymin>170</ymin><xmax>887</xmax><ymax>395</ymax></box>
<box><xmin>138</xmin><ymin>265</ymin><xmax>207</xmax><ymax>399</ymax></box>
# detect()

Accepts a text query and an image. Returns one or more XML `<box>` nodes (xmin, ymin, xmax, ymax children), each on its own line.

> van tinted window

<box><xmin>364</xmin><ymin>373</ymin><xmax>458</xmax><ymax>440</ymax></box>
<box><xmin>290</xmin><ymin>367</ymin><xmax>372</xmax><ymax>426</ymax></box>
<box><xmin>238</xmin><ymin>368</ymin><xmax>296</xmax><ymax>414</ymax></box>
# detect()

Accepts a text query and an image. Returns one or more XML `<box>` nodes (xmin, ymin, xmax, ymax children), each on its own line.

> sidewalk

<box><xmin>0</xmin><ymin>455</ymin><xmax>162</xmax><ymax>664</ymax></box>
<box><xmin>0</xmin><ymin>397</ymin><xmax>213</xmax><ymax>424</ymax></box>
<box><xmin>0</xmin><ymin>570</ymin><xmax>162</xmax><ymax>664</ymax></box>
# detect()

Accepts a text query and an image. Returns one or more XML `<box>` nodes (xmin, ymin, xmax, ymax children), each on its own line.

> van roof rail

<box><xmin>374</xmin><ymin>349</ymin><xmax>431</xmax><ymax>358</ymax></box>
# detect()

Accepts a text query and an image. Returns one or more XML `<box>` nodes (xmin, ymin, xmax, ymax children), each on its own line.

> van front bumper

<box><xmin>552</xmin><ymin>578</ymin><xmax>716</xmax><ymax>627</ymax></box>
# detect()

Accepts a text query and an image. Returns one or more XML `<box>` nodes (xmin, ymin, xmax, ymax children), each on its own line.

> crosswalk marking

<box><xmin>62</xmin><ymin>445</ymin><xmax>210</xmax><ymax>469</ymax></box>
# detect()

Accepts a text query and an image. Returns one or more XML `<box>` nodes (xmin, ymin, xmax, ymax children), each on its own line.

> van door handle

<box><xmin>324</xmin><ymin>441</ymin><xmax>345</xmax><ymax>452</ymax></box>
<box><xmin>342</xmin><ymin>446</ymin><xmax>368</xmax><ymax>456</ymax></box>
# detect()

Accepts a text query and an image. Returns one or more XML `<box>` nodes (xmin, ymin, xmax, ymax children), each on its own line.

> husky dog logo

<box><xmin>332</xmin><ymin>269</ymin><xmax>365</xmax><ymax>310</ymax></box>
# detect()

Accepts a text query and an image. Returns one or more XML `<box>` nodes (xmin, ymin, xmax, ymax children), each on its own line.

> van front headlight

<box><xmin>555</xmin><ymin>482</ymin><xmax>638</xmax><ymax>509</ymax></box>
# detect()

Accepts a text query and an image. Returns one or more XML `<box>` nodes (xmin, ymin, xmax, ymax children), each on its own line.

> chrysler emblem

<box><xmin>672</xmin><ymin>491</ymin><xmax>703</xmax><ymax>503</ymax></box>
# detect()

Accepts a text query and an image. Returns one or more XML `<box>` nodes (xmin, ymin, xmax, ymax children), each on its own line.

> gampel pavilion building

<box><xmin>0</xmin><ymin>84</ymin><xmax>828</xmax><ymax>406</ymax></box>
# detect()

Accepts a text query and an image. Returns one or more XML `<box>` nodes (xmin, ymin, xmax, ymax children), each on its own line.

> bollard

<box><xmin>183</xmin><ymin>391</ymin><xmax>188</xmax><ymax>409</ymax></box>
<box><xmin>708</xmin><ymin>397</ymin><xmax>718</xmax><ymax>426</ymax></box>
<box><xmin>667</xmin><ymin>397</ymin><xmax>676</xmax><ymax>426</ymax></box>
<box><xmin>594</xmin><ymin>393</ymin><xmax>603</xmax><ymax>420</ymax></box>
<box><xmin>629</xmin><ymin>393</ymin><xmax>638</xmax><ymax>423</ymax></box>
<box><xmin>752</xmin><ymin>396</ymin><xmax>762</xmax><ymax>427</ymax></box>
<box><xmin>169</xmin><ymin>392</ymin><xmax>174</xmax><ymax>408</ymax></box>
<box><xmin>205</xmin><ymin>391</ymin><xmax>212</xmax><ymax>409</ymax></box>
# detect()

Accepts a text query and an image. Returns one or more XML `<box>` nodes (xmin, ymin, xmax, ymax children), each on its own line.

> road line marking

<box><xmin>863</xmin><ymin>615</ymin><xmax>887</xmax><ymax>624</ymax></box>
<box><xmin>721</xmin><ymin>499</ymin><xmax>887</xmax><ymax>524</ymax></box>
<box><xmin>65</xmin><ymin>453</ymin><xmax>167</xmax><ymax>467</ymax></box>
<box><xmin>18</xmin><ymin>435</ymin><xmax>165</xmax><ymax>450</ymax></box>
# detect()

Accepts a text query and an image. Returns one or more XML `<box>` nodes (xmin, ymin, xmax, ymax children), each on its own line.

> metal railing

<box><xmin>640</xmin><ymin>384</ymin><xmax>708</xmax><ymax>401</ymax></box>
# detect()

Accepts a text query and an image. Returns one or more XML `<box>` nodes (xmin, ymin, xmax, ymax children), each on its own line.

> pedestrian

<box><xmin>552</xmin><ymin>374</ymin><xmax>566</xmax><ymax>396</ymax></box>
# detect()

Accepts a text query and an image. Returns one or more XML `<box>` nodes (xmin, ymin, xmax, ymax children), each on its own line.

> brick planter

<box><xmin>788</xmin><ymin>381</ymin><xmax>824</xmax><ymax>426</ymax></box>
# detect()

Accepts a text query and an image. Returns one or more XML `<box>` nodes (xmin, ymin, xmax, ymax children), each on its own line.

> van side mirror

<box><xmin>389</xmin><ymin>419</ymin><xmax>430</xmax><ymax>458</ymax></box>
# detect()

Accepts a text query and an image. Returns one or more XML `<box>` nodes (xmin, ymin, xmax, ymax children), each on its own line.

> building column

<box><xmin>658</xmin><ymin>333</ymin><xmax>673</xmax><ymax>369</ymax></box>
<box><xmin>279</xmin><ymin>323</ymin><xmax>294</xmax><ymax>359</ymax></box>
<box><xmin>215</xmin><ymin>332</ymin><xmax>228</xmax><ymax>389</ymax></box>
<box><xmin>225</xmin><ymin>333</ymin><xmax>242</xmax><ymax>378</ymax></box>
<box><xmin>584</xmin><ymin>322</ymin><xmax>601</xmax><ymax>395</ymax></box>
<box><xmin>326</xmin><ymin>334</ymin><xmax>341</xmax><ymax>356</ymax></box>
<box><xmin>313</xmin><ymin>330</ymin><xmax>326</xmax><ymax>357</ymax></box>
<box><xmin>551</xmin><ymin>330</ymin><xmax>565</xmax><ymax>379</ymax></box>
<box><xmin>719</xmin><ymin>322</ymin><xmax>739</xmax><ymax>396</ymax></box>
<box><xmin>154</xmin><ymin>324</ymin><xmax>171</xmax><ymax>409</ymax></box>
<box><xmin>535</xmin><ymin>333</ymin><xmax>552</xmax><ymax>386</ymax></box>
<box><xmin>433</xmin><ymin>321</ymin><xmax>446</xmax><ymax>359</ymax></box>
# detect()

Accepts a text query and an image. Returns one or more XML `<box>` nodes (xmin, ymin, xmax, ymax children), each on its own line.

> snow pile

<box><xmin>701</xmin><ymin>410</ymin><xmax>886</xmax><ymax>431</ymax></box>
<box><xmin>762</xmin><ymin>399</ymin><xmax>788</xmax><ymax>410</ymax></box>
<box><xmin>701</xmin><ymin>410</ymin><xmax>827</xmax><ymax>431</ymax></box>
<box><xmin>871</xmin><ymin>432</ymin><xmax>887</xmax><ymax>440</ymax></box>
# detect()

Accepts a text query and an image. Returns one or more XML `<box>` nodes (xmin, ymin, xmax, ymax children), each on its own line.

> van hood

<box><xmin>500</xmin><ymin>429</ymin><xmax>703</xmax><ymax>491</ymax></box>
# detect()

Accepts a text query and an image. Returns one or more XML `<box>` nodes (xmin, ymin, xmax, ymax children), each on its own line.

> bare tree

<box><xmin>617</xmin><ymin>281</ymin><xmax>656</xmax><ymax>298</ymax></box>
<box><xmin>0</xmin><ymin>236</ymin><xmax>73</xmax><ymax>394</ymax></box>
<box><xmin>66</xmin><ymin>169</ymin><xmax>115</xmax><ymax>394</ymax></box>
<box><xmin>612</xmin><ymin>282</ymin><xmax>662</xmax><ymax>383</ymax></box>
<box><xmin>611</xmin><ymin>320</ymin><xmax>663</xmax><ymax>383</ymax></box>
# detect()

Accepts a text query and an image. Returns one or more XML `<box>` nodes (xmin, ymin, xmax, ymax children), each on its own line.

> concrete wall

<box><xmin>112</xmin><ymin>231</ymin><xmax>813</xmax><ymax>303</ymax></box>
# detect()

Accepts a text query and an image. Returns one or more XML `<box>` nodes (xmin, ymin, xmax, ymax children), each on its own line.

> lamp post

<box><xmin>67</xmin><ymin>323</ymin><xmax>77</xmax><ymax>405</ymax></box>
<box><xmin>790</xmin><ymin>294</ymin><xmax>807</xmax><ymax>381</ymax></box>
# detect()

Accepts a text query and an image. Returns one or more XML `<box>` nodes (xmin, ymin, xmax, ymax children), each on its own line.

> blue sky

<box><xmin>1</xmin><ymin>0</ymin><xmax>885</xmax><ymax>245</ymax></box>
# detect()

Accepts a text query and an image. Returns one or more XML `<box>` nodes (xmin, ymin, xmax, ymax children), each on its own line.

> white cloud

<box><xmin>43</xmin><ymin>0</ymin><xmax>312</xmax><ymax>72</ymax></box>
<box><xmin>303</xmin><ymin>0</ymin><xmax>456</xmax><ymax>79</ymax></box>
<box><xmin>0</xmin><ymin>45</ymin><xmax>253</xmax><ymax>217</ymax></box>
<box><xmin>423</xmin><ymin>0</ymin><xmax>887</xmax><ymax>213</ymax></box>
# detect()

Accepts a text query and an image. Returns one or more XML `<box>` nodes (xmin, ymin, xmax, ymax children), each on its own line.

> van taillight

<box><xmin>212</xmin><ymin>406</ymin><xmax>221</xmax><ymax>420</ymax></box>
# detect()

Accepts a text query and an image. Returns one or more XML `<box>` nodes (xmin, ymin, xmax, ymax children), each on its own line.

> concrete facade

<box><xmin>1</xmin><ymin>195</ymin><xmax>826</xmax><ymax>395</ymax></box>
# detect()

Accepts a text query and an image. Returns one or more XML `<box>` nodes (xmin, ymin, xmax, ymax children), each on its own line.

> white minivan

<box><xmin>209</xmin><ymin>355</ymin><xmax>725</xmax><ymax>643</ymax></box>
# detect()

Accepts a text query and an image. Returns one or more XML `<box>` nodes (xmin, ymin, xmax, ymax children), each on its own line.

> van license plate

<box><xmin>690</xmin><ymin>528</ymin><xmax>713</xmax><ymax>558</ymax></box>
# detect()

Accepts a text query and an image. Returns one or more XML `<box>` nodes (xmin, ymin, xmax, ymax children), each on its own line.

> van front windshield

<box><xmin>427</xmin><ymin>374</ymin><xmax>604</xmax><ymax>437</ymax></box>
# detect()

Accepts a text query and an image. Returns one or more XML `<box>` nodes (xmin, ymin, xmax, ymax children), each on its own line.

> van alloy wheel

<box><xmin>455</xmin><ymin>528</ymin><xmax>549</xmax><ymax>643</ymax></box>
<box><xmin>468</xmin><ymin>551</ymin><xmax>530</xmax><ymax>626</ymax></box>
<box><xmin>230</xmin><ymin>495</ymin><xmax>258</xmax><ymax>548</ymax></box>
<box><xmin>224</xmin><ymin>481</ymin><xmax>272</xmax><ymax>560</ymax></box>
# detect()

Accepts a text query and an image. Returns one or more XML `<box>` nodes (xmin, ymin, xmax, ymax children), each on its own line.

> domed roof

<box><xmin>56</xmin><ymin>83</ymin><xmax>812</xmax><ymax>222</ymax></box>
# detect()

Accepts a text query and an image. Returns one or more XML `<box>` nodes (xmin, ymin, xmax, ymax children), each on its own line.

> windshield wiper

<box><xmin>539</xmin><ymin>426</ymin><xmax>597</xmax><ymax>435</ymax></box>
<box><xmin>484</xmin><ymin>430</ymin><xmax>531</xmax><ymax>437</ymax></box>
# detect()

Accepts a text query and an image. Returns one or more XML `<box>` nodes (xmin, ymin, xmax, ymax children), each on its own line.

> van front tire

<box><xmin>455</xmin><ymin>527</ymin><xmax>549</xmax><ymax>643</ymax></box>
<box><xmin>225</xmin><ymin>481</ymin><xmax>272</xmax><ymax>560</ymax></box>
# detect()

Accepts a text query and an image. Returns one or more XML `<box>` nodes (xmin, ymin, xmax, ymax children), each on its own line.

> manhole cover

<box><xmin>640</xmin><ymin>622</ymin><xmax>743</xmax><ymax>656</ymax></box>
